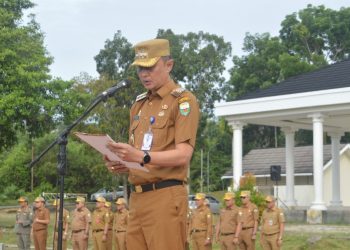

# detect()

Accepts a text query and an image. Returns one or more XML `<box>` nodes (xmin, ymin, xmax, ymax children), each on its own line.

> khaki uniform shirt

<box><xmin>114</xmin><ymin>209</ymin><xmax>128</xmax><ymax>231</ymax></box>
<box><xmin>92</xmin><ymin>207</ymin><xmax>110</xmax><ymax>230</ymax></box>
<box><xmin>71</xmin><ymin>207</ymin><xmax>91</xmax><ymax>231</ymax></box>
<box><xmin>54</xmin><ymin>208</ymin><xmax>69</xmax><ymax>231</ymax></box>
<box><xmin>241</xmin><ymin>203</ymin><xmax>259</xmax><ymax>228</ymax></box>
<box><xmin>189</xmin><ymin>205</ymin><xmax>213</xmax><ymax>240</ymax></box>
<box><xmin>128</xmin><ymin>80</ymin><xmax>200</xmax><ymax>185</ymax></box>
<box><xmin>261</xmin><ymin>207</ymin><xmax>285</xmax><ymax>235</ymax></box>
<box><xmin>15</xmin><ymin>206</ymin><xmax>33</xmax><ymax>234</ymax></box>
<box><xmin>106</xmin><ymin>210</ymin><xmax>114</xmax><ymax>230</ymax></box>
<box><xmin>218</xmin><ymin>206</ymin><xmax>243</xmax><ymax>234</ymax></box>
<box><xmin>32</xmin><ymin>207</ymin><xmax>50</xmax><ymax>231</ymax></box>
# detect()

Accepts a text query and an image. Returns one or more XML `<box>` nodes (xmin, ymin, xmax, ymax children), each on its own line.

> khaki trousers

<box><xmin>191</xmin><ymin>231</ymin><xmax>212</xmax><ymax>250</ymax></box>
<box><xmin>105</xmin><ymin>230</ymin><xmax>113</xmax><ymax>250</ymax></box>
<box><xmin>239</xmin><ymin>228</ymin><xmax>255</xmax><ymax>250</ymax></box>
<box><xmin>220</xmin><ymin>234</ymin><xmax>239</xmax><ymax>250</ymax></box>
<box><xmin>33</xmin><ymin>229</ymin><xmax>47</xmax><ymax>250</ymax></box>
<box><xmin>115</xmin><ymin>231</ymin><xmax>126</xmax><ymax>250</ymax></box>
<box><xmin>72</xmin><ymin>230</ymin><xmax>88</xmax><ymax>250</ymax></box>
<box><xmin>54</xmin><ymin>232</ymin><xmax>67</xmax><ymax>250</ymax></box>
<box><xmin>260</xmin><ymin>233</ymin><xmax>280</xmax><ymax>250</ymax></box>
<box><xmin>92</xmin><ymin>231</ymin><xmax>107</xmax><ymax>250</ymax></box>
<box><xmin>16</xmin><ymin>233</ymin><xmax>31</xmax><ymax>250</ymax></box>
<box><xmin>126</xmin><ymin>185</ymin><xmax>188</xmax><ymax>250</ymax></box>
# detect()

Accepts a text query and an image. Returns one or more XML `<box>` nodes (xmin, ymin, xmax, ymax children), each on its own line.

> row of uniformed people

<box><xmin>187</xmin><ymin>191</ymin><xmax>285</xmax><ymax>250</ymax></box>
<box><xmin>15</xmin><ymin>195</ymin><xmax>129</xmax><ymax>250</ymax></box>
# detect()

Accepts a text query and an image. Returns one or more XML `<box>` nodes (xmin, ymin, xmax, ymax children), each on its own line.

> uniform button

<box><xmin>148</xmin><ymin>102</ymin><xmax>152</xmax><ymax>106</ymax></box>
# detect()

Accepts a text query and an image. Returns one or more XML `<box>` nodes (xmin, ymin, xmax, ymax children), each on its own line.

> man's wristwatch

<box><xmin>142</xmin><ymin>151</ymin><xmax>151</xmax><ymax>165</ymax></box>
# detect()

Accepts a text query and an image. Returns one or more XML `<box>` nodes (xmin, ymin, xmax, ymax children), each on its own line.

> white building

<box><xmin>215</xmin><ymin>59</ymin><xmax>350</xmax><ymax>210</ymax></box>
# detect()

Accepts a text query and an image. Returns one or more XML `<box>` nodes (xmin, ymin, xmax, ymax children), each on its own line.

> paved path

<box><xmin>285</xmin><ymin>224</ymin><xmax>350</xmax><ymax>233</ymax></box>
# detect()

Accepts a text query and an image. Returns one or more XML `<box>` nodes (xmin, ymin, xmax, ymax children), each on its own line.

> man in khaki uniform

<box><xmin>91</xmin><ymin>196</ymin><xmax>110</xmax><ymax>250</ymax></box>
<box><xmin>105</xmin><ymin>38</ymin><xmax>200</xmax><ymax>250</ymax></box>
<box><xmin>260</xmin><ymin>196</ymin><xmax>285</xmax><ymax>250</ymax></box>
<box><xmin>32</xmin><ymin>197</ymin><xmax>50</xmax><ymax>250</ymax></box>
<box><xmin>215</xmin><ymin>192</ymin><xmax>242</xmax><ymax>250</ymax></box>
<box><xmin>188</xmin><ymin>193</ymin><xmax>213</xmax><ymax>250</ymax></box>
<box><xmin>71</xmin><ymin>196</ymin><xmax>91</xmax><ymax>250</ymax></box>
<box><xmin>238</xmin><ymin>191</ymin><xmax>258</xmax><ymax>250</ymax></box>
<box><xmin>53</xmin><ymin>199</ymin><xmax>69</xmax><ymax>250</ymax></box>
<box><xmin>104</xmin><ymin>202</ymin><xmax>113</xmax><ymax>250</ymax></box>
<box><xmin>114</xmin><ymin>198</ymin><xmax>128</xmax><ymax>250</ymax></box>
<box><xmin>15</xmin><ymin>197</ymin><xmax>33</xmax><ymax>250</ymax></box>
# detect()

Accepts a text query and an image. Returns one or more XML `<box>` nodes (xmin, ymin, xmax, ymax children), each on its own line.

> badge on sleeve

<box><xmin>179</xmin><ymin>102</ymin><xmax>190</xmax><ymax>116</ymax></box>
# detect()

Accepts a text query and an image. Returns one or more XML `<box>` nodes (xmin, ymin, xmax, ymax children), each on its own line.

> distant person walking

<box><xmin>71</xmin><ymin>196</ymin><xmax>91</xmax><ymax>250</ymax></box>
<box><xmin>238</xmin><ymin>191</ymin><xmax>258</xmax><ymax>250</ymax></box>
<box><xmin>188</xmin><ymin>193</ymin><xmax>213</xmax><ymax>250</ymax></box>
<box><xmin>15</xmin><ymin>197</ymin><xmax>33</xmax><ymax>250</ymax></box>
<box><xmin>215</xmin><ymin>192</ymin><xmax>242</xmax><ymax>250</ymax></box>
<box><xmin>32</xmin><ymin>197</ymin><xmax>50</xmax><ymax>250</ymax></box>
<box><xmin>114</xmin><ymin>198</ymin><xmax>128</xmax><ymax>250</ymax></box>
<box><xmin>104</xmin><ymin>202</ymin><xmax>114</xmax><ymax>250</ymax></box>
<box><xmin>260</xmin><ymin>196</ymin><xmax>285</xmax><ymax>250</ymax></box>
<box><xmin>91</xmin><ymin>196</ymin><xmax>110</xmax><ymax>250</ymax></box>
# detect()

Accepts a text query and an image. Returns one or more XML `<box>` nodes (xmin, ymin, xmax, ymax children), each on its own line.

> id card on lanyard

<box><xmin>141</xmin><ymin>116</ymin><xmax>155</xmax><ymax>151</ymax></box>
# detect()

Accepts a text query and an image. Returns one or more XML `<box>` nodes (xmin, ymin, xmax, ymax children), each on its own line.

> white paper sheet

<box><xmin>74</xmin><ymin>132</ymin><xmax>149</xmax><ymax>172</ymax></box>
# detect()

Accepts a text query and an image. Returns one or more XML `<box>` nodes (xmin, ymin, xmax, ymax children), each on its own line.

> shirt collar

<box><xmin>149</xmin><ymin>79</ymin><xmax>177</xmax><ymax>99</ymax></box>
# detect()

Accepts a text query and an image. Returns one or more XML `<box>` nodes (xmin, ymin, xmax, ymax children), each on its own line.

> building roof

<box><xmin>222</xmin><ymin>144</ymin><xmax>349</xmax><ymax>178</ymax></box>
<box><xmin>236</xmin><ymin>59</ymin><xmax>350</xmax><ymax>101</ymax></box>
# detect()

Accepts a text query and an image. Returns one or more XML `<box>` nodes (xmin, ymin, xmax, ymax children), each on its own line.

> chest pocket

<box><xmin>151</xmin><ymin>115</ymin><xmax>173</xmax><ymax>147</ymax></box>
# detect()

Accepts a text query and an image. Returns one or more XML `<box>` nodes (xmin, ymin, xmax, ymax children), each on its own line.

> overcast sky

<box><xmin>29</xmin><ymin>0</ymin><xmax>349</xmax><ymax>80</ymax></box>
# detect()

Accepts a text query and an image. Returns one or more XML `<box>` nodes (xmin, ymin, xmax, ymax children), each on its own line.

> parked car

<box><xmin>90</xmin><ymin>186</ymin><xmax>124</xmax><ymax>201</ymax></box>
<box><xmin>188</xmin><ymin>194</ymin><xmax>220</xmax><ymax>214</ymax></box>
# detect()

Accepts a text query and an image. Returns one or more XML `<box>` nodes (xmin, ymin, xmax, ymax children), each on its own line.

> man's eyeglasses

<box><xmin>240</xmin><ymin>196</ymin><xmax>247</xmax><ymax>199</ymax></box>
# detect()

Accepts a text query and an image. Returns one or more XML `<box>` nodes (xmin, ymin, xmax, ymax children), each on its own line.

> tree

<box><xmin>0</xmin><ymin>0</ymin><xmax>55</xmax><ymax>150</ymax></box>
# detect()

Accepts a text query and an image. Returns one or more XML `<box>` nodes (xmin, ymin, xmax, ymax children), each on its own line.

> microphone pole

<box><xmin>28</xmin><ymin>79</ymin><xmax>130</xmax><ymax>250</ymax></box>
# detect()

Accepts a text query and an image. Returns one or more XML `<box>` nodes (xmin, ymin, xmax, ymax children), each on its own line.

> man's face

<box><xmin>225</xmin><ymin>199</ymin><xmax>234</xmax><ymax>207</ymax></box>
<box><xmin>137</xmin><ymin>58</ymin><xmax>173</xmax><ymax>92</ymax></box>
<box><xmin>35</xmin><ymin>201</ymin><xmax>43</xmax><ymax>208</ymax></box>
<box><xmin>267</xmin><ymin>200</ymin><xmax>275</xmax><ymax>209</ymax></box>
<box><xmin>240</xmin><ymin>196</ymin><xmax>249</xmax><ymax>205</ymax></box>
<box><xmin>117</xmin><ymin>204</ymin><xmax>124</xmax><ymax>211</ymax></box>
<box><xmin>96</xmin><ymin>201</ymin><xmax>104</xmax><ymax>209</ymax></box>
<box><xmin>76</xmin><ymin>202</ymin><xmax>84</xmax><ymax>210</ymax></box>
<box><xmin>19</xmin><ymin>201</ymin><xmax>27</xmax><ymax>208</ymax></box>
<box><xmin>195</xmin><ymin>198</ymin><xmax>204</xmax><ymax>207</ymax></box>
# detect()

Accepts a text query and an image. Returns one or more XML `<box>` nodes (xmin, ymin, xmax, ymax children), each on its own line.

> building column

<box><xmin>328</xmin><ymin>132</ymin><xmax>343</xmax><ymax>207</ymax></box>
<box><xmin>309</xmin><ymin>113</ymin><xmax>327</xmax><ymax>210</ymax></box>
<box><xmin>281</xmin><ymin>127</ymin><xmax>297</xmax><ymax>207</ymax></box>
<box><xmin>230</xmin><ymin>121</ymin><xmax>245</xmax><ymax>190</ymax></box>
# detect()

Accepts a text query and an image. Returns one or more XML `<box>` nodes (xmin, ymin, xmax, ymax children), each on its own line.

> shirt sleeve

<box><xmin>174</xmin><ymin>92</ymin><xmax>200</xmax><ymax>148</ymax></box>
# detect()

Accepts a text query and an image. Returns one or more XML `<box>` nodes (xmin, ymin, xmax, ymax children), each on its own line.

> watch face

<box><xmin>143</xmin><ymin>152</ymin><xmax>151</xmax><ymax>164</ymax></box>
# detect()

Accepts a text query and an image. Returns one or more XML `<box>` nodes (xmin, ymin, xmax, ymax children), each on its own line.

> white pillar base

<box><xmin>329</xmin><ymin>200</ymin><xmax>343</xmax><ymax>207</ymax></box>
<box><xmin>310</xmin><ymin>202</ymin><xmax>327</xmax><ymax>211</ymax></box>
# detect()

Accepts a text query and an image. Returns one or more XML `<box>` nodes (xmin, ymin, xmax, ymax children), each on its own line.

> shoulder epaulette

<box><xmin>171</xmin><ymin>87</ymin><xmax>186</xmax><ymax>97</ymax></box>
<box><xmin>135</xmin><ymin>92</ymin><xmax>147</xmax><ymax>102</ymax></box>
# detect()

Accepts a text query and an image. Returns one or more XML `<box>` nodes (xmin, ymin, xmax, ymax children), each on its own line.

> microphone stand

<box><xmin>28</xmin><ymin>81</ymin><xmax>127</xmax><ymax>250</ymax></box>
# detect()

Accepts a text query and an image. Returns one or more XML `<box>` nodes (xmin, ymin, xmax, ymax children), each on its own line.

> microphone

<box><xmin>101</xmin><ymin>79</ymin><xmax>130</xmax><ymax>98</ymax></box>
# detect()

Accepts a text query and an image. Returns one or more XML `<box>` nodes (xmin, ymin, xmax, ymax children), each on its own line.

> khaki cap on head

<box><xmin>96</xmin><ymin>196</ymin><xmax>106</xmax><ymax>203</ymax></box>
<box><xmin>265</xmin><ymin>195</ymin><xmax>275</xmax><ymax>202</ymax></box>
<box><xmin>76</xmin><ymin>196</ymin><xmax>85</xmax><ymax>203</ymax></box>
<box><xmin>131</xmin><ymin>39</ymin><xmax>170</xmax><ymax>67</ymax></box>
<box><xmin>18</xmin><ymin>196</ymin><xmax>28</xmax><ymax>203</ymax></box>
<box><xmin>34</xmin><ymin>197</ymin><xmax>45</xmax><ymax>202</ymax></box>
<box><xmin>223</xmin><ymin>192</ymin><xmax>235</xmax><ymax>200</ymax></box>
<box><xmin>194</xmin><ymin>193</ymin><xmax>206</xmax><ymax>200</ymax></box>
<box><xmin>240</xmin><ymin>190</ymin><xmax>251</xmax><ymax>197</ymax></box>
<box><xmin>116</xmin><ymin>198</ymin><xmax>126</xmax><ymax>205</ymax></box>
<box><xmin>105</xmin><ymin>201</ymin><xmax>111</xmax><ymax>208</ymax></box>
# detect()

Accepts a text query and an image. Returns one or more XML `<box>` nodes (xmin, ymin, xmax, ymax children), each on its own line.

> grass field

<box><xmin>1</xmin><ymin>207</ymin><xmax>350</xmax><ymax>249</ymax></box>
